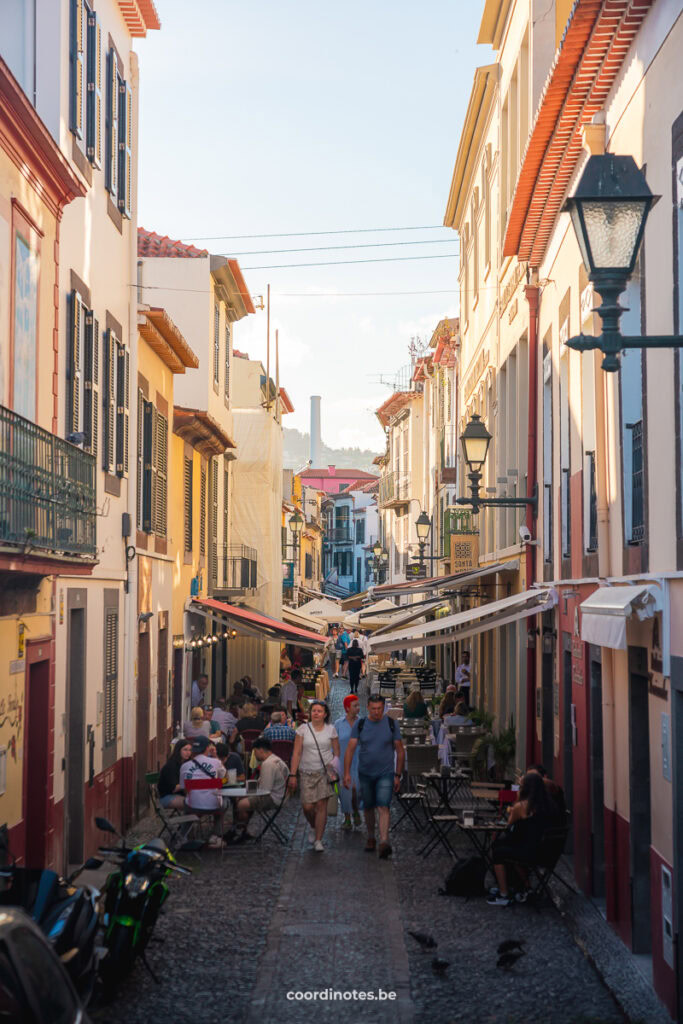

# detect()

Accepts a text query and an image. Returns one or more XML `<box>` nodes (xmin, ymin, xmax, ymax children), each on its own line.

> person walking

<box><xmin>334</xmin><ymin>695</ymin><xmax>362</xmax><ymax>830</ymax></box>
<box><xmin>343</xmin><ymin>694</ymin><xmax>404</xmax><ymax>859</ymax></box>
<box><xmin>288</xmin><ymin>700</ymin><xmax>340</xmax><ymax>852</ymax></box>
<box><xmin>346</xmin><ymin>638</ymin><xmax>364</xmax><ymax>694</ymax></box>
<box><xmin>339</xmin><ymin>627</ymin><xmax>351</xmax><ymax>679</ymax></box>
<box><xmin>455</xmin><ymin>650</ymin><xmax>471</xmax><ymax>706</ymax></box>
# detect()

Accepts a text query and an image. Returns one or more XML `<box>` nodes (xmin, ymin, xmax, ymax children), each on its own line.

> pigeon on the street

<box><xmin>497</xmin><ymin>951</ymin><xmax>526</xmax><ymax>971</ymax></box>
<box><xmin>431</xmin><ymin>957</ymin><xmax>450</xmax><ymax>976</ymax></box>
<box><xmin>408</xmin><ymin>931</ymin><xmax>437</xmax><ymax>950</ymax></box>
<box><xmin>497</xmin><ymin>939</ymin><xmax>525</xmax><ymax>955</ymax></box>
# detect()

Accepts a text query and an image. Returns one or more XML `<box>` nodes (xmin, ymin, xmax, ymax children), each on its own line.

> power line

<box><xmin>278</xmin><ymin>289</ymin><xmax>459</xmax><ymax>297</ymax></box>
<box><xmin>184</xmin><ymin>224</ymin><xmax>449</xmax><ymax>241</ymax></box>
<box><xmin>220</xmin><ymin>238</ymin><xmax>459</xmax><ymax>257</ymax></box>
<box><xmin>241</xmin><ymin>253</ymin><xmax>460</xmax><ymax>270</ymax></box>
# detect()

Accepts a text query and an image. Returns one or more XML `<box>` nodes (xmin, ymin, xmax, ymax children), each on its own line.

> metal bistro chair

<box><xmin>448</xmin><ymin>729</ymin><xmax>480</xmax><ymax>773</ymax></box>
<box><xmin>519</xmin><ymin>823</ymin><xmax>577</xmax><ymax>905</ymax></box>
<box><xmin>145</xmin><ymin>771</ymin><xmax>201</xmax><ymax>854</ymax></box>
<box><xmin>239</xmin><ymin>729</ymin><xmax>263</xmax><ymax>769</ymax></box>
<box><xmin>268</xmin><ymin>739</ymin><xmax>294</xmax><ymax>767</ymax></box>
<box><xmin>253</xmin><ymin>788</ymin><xmax>290</xmax><ymax>846</ymax></box>
<box><xmin>415</xmin><ymin>783</ymin><xmax>460</xmax><ymax>859</ymax></box>
<box><xmin>183</xmin><ymin>777</ymin><xmax>225</xmax><ymax>853</ymax></box>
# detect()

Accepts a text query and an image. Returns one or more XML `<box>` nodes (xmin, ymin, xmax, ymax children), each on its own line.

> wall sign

<box><xmin>661</xmin><ymin>712</ymin><xmax>671</xmax><ymax>782</ymax></box>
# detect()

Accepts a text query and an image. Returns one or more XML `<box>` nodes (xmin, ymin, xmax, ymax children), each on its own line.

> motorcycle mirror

<box><xmin>95</xmin><ymin>817</ymin><xmax>117</xmax><ymax>834</ymax></box>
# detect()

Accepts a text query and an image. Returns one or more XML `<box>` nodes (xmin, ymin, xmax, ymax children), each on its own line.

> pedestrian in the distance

<box><xmin>343</xmin><ymin>694</ymin><xmax>404</xmax><ymax>859</ymax></box>
<box><xmin>339</xmin><ymin>627</ymin><xmax>351</xmax><ymax>679</ymax></box>
<box><xmin>455</xmin><ymin>650</ymin><xmax>471</xmax><ymax>706</ymax></box>
<box><xmin>346</xmin><ymin>638</ymin><xmax>364</xmax><ymax>694</ymax></box>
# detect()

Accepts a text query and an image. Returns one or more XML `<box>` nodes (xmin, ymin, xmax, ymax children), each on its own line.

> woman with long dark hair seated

<box><xmin>158</xmin><ymin>739</ymin><xmax>192</xmax><ymax>810</ymax></box>
<box><xmin>487</xmin><ymin>771</ymin><xmax>560</xmax><ymax>906</ymax></box>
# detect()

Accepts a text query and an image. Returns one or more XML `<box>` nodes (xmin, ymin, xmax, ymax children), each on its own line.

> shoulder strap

<box><xmin>307</xmin><ymin>723</ymin><xmax>327</xmax><ymax>774</ymax></box>
<box><xmin>358</xmin><ymin>717</ymin><xmax>365</xmax><ymax>735</ymax></box>
<box><xmin>190</xmin><ymin>757</ymin><xmax>215</xmax><ymax>778</ymax></box>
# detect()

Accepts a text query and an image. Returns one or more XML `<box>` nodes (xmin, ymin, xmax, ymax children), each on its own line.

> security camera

<box><xmin>519</xmin><ymin>525</ymin><xmax>532</xmax><ymax>544</ymax></box>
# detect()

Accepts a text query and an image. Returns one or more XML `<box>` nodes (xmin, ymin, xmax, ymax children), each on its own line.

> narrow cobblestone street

<box><xmin>93</xmin><ymin>680</ymin><xmax>637</xmax><ymax>1024</ymax></box>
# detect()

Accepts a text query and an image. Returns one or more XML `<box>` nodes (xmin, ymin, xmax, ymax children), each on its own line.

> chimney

<box><xmin>310</xmin><ymin>395</ymin><xmax>322</xmax><ymax>467</ymax></box>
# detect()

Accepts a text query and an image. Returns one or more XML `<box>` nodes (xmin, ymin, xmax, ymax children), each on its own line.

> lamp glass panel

<box><xmin>581</xmin><ymin>200</ymin><xmax>647</xmax><ymax>270</ymax></box>
<box><xmin>416</xmin><ymin>518</ymin><xmax>430</xmax><ymax>540</ymax></box>
<box><xmin>463</xmin><ymin>434</ymin><xmax>489</xmax><ymax>470</ymax></box>
<box><xmin>569</xmin><ymin>204</ymin><xmax>592</xmax><ymax>271</ymax></box>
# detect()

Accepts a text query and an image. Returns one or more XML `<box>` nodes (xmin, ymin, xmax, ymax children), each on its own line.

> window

<box><xmin>305</xmin><ymin>552</ymin><xmax>313</xmax><ymax>579</ymax></box>
<box><xmin>103</xmin><ymin>328</ymin><xmax>116</xmax><ymax>473</ymax></box>
<box><xmin>560</xmin><ymin>350</ymin><xmax>570</xmax><ymax>559</ymax></box>
<box><xmin>483</xmin><ymin>149</ymin><xmax>491</xmax><ymax>269</ymax></box>
<box><xmin>141</xmin><ymin>404</ymin><xmax>167</xmax><ymax>536</ymax></box>
<box><xmin>355</xmin><ymin>518</ymin><xmax>365</xmax><ymax>544</ymax></box>
<box><xmin>69</xmin><ymin>0</ymin><xmax>86</xmax><ymax>141</ymax></box>
<box><xmin>584</xmin><ymin>451</ymin><xmax>598</xmax><ymax>552</ymax></box>
<box><xmin>223</xmin><ymin>467</ymin><xmax>229</xmax><ymax>584</ymax></box>
<box><xmin>472</xmin><ymin>195</ymin><xmax>479</xmax><ymax>301</ymax></box>
<box><xmin>105</xmin><ymin>45</ymin><xmax>132</xmax><ymax>217</ymax></box>
<box><xmin>68</xmin><ymin>288</ymin><xmax>98</xmax><ymax>457</ymax></box>
<box><xmin>210</xmin><ymin>459</ymin><xmax>218</xmax><ymax>584</ymax></box>
<box><xmin>115</xmin><ymin>339</ymin><xmax>129</xmax><ymax>477</ymax></box>
<box><xmin>155</xmin><ymin>411</ymin><xmax>167</xmax><ymax>537</ymax></box>
<box><xmin>86</xmin><ymin>8</ymin><xmax>102</xmax><ymax>167</ymax></box>
<box><xmin>199</xmin><ymin>464</ymin><xmax>207</xmax><ymax>557</ymax></box>
<box><xmin>620</xmin><ymin>264</ymin><xmax>644</xmax><ymax>544</ymax></box>
<box><xmin>543</xmin><ymin>344</ymin><xmax>553</xmax><ymax>564</ymax></box>
<box><xmin>136</xmin><ymin>388</ymin><xmax>144</xmax><ymax>528</ymax></box>
<box><xmin>104</xmin><ymin>605</ymin><xmax>118</xmax><ymax>746</ymax></box>
<box><xmin>105</xmin><ymin>47</ymin><xmax>118</xmax><ymax>196</ymax></box>
<box><xmin>11</xmin><ymin>207</ymin><xmax>40</xmax><ymax>422</ymax></box>
<box><xmin>674</xmin><ymin>114</ymin><xmax>683</xmax><ymax>539</ymax></box>
<box><xmin>183</xmin><ymin>457</ymin><xmax>193</xmax><ymax>552</ymax></box>
<box><xmin>213</xmin><ymin>304</ymin><xmax>220</xmax><ymax>385</ymax></box>
<box><xmin>224</xmin><ymin>321</ymin><xmax>230</xmax><ymax>401</ymax></box>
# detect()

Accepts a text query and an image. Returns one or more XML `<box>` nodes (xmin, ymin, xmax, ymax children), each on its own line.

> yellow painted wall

<box><xmin>170</xmin><ymin>434</ymin><xmax>205</xmax><ymax>637</ymax></box>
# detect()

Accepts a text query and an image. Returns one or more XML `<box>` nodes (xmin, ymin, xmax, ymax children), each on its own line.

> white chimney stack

<box><xmin>310</xmin><ymin>395</ymin><xmax>322</xmax><ymax>467</ymax></box>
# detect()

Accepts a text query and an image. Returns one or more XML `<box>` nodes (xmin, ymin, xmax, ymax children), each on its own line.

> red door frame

<box><xmin>22</xmin><ymin>636</ymin><xmax>54</xmax><ymax>867</ymax></box>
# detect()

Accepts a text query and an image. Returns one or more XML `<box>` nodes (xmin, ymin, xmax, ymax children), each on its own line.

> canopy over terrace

<box><xmin>369</xmin><ymin>560</ymin><xmax>519</xmax><ymax>599</ymax></box>
<box><xmin>191</xmin><ymin>598</ymin><xmax>326</xmax><ymax>650</ymax></box>
<box><xmin>281</xmin><ymin>605</ymin><xmax>328</xmax><ymax>634</ymax></box>
<box><xmin>297</xmin><ymin>597</ymin><xmax>348</xmax><ymax>624</ymax></box>
<box><xmin>580</xmin><ymin>584</ymin><xmax>662</xmax><ymax>651</ymax></box>
<box><xmin>368</xmin><ymin>588</ymin><xmax>557</xmax><ymax>653</ymax></box>
<box><xmin>345</xmin><ymin>599</ymin><xmax>401</xmax><ymax>629</ymax></box>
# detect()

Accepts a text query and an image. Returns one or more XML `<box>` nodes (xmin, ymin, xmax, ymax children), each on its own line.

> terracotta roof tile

<box><xmin>138</xmin><ymin>227</ymin><xmax>208</xmax><ymax>259</ymax></box>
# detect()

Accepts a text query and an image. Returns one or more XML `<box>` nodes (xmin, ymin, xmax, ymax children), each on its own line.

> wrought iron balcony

<box><xmin>0</xmin><ymin>405</ymin><xmax>96</xmax><ymax>561</ymax></box>
<box><xmin>379</xmin><ymin>471</ymin><xmax>411</xmax><ymax>510</ymax></box>
<box><xmin>211</xmin><ymin>545</ymin><xmax>258</xmax><ymax>594</ymax></box>
<box><xmin>325</xmin><ymin>526</ymin><xmax>353</xmax><ymax>543</ymax></box>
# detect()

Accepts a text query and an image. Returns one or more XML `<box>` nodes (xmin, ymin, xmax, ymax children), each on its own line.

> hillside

<box><xmin>283</xmin><ymin>427</ymin><xmax>381</xmax><ymax>474</ymax></box>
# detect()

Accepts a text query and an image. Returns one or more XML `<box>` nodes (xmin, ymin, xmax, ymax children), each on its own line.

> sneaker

<box><xmin>515</xmin><ymin>889</ymin><xmax>530</xmax><ymax>903</ymax></box>
<box><xmin>487</xmin><ymin>886</ymin><xmax>501</xmax><ymax>897</ymax></box>
<box><xmin>342</xmin><ymin>817</ymin><xmax>352</xmax><ymax>831</ymax></box>
<box><xmin>207</xmin><ymin>835</ymin><xmax>223</xmax><ymax>849</ymax></box>
<box><xmin>487</xmin><ymin>893</ymin><xmax>512</xmax><ymax>906</ymax></box>
<box><xmin>308</xmin><ymin>828</ymin><xmax>316</xmax><ymax>844</ymax></box>
<box><xmin>352</xmin><ymin>812</ymin><xmax>362</xmax><ymax>827</ymax></box>
<box><xmin>378</xmin><ymin>842</ymin><xmax>392</xmax><ymax>860</ymax></box>
<box><xmin>314</xmin><ymin>840</ymin><xmax>324</xmax><ymax>852</ymax></box>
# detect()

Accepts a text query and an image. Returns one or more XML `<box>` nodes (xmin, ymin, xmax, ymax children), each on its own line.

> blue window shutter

<box><xmin>86</xmin><ymin>11</ymin><xmax>102</xmax><ymax>167</ymax></box>
<box><xmin>69</xmin><ymin>0</ymin><xmax>86</xmax><ymax>139</ymax></box>
<box><xmin>118</xmin><ymin>80</ymin><xmax>133</xmax><ymax>218</ymax></box>
<box><xmin>105</xmin><ymin>49</ymin><xmax>118</xmax><ymax>196</ymax></box>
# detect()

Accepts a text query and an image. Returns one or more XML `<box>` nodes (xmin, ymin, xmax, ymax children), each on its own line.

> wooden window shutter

<box><xmin>223</xmin><ymin>467</ymin><xmax>229</xmax><ymax>583</ymax></box>
<box><xmin>105</xmin><ymin>49</ymin><xmax>118</xmax><ymax>196</ymax></box>
<box><xmin>67</xmin><ymin>289</ymin><xmax>84</xmax><ymax>436</ymax></box>
<box><xmin>200</xmin><ymin>465</ymin><xmax>207</xmax><ymax>557</ymax></box>
<box><xmin>104</xmin><ymin>606</ymin><xmax>118</xmax><ymax>746</ymax></box>
<box><xmin>83</xmin><ymin>311</ymin><xmax>99</xmax><ymax>457</ymax></box>
<box><xmin>213</xmin><ymin>304</ymin><xmax>220</xmax><ymax>383</ymax></box>
<box><xmin>155</xmin><ymin>411</ymin><xmax>168</xmax><ymax>538</ymax></box>
<box><xmin>103</xmin><ymin>329</ymin><xmax>116</xmax><ymax>473</ymax></box>
<box><xmin>118</xmin><ymin>79</ymin><xmax>133</xmax><ymax>218</ymax></box>
<box><xmin>183</xmin><ymin>457</ymin><xmax>193</xmax><ymax>552</ymax></box>
<box><xmin>142</xmin><ymin>400</ymin><xmax>154</xmax><ymax>532</ymax></box>
<box><xmin>69</xmin><ymin>0</ymin><xmax>86</xmax><ymax>139</ymax></box>
<box><xmin>136</xmin><ymin>387</ymin><xmax>144</xmax><ymax>528</ymax></box>
<box><xmin>86</xmin><ymin>11</ymin><xmax>102</xmax><ymax>166</ymax></box>
<box><xmin>224</xmin><ymin>322</ymin><xmax>230</xmax><ymax>400</ymax></box>
<box><xmin>115</xmin><ymin>342</ymin><xmax>129</xmax><ymax>477</ymax></box>
<box><xmin>210</xmin><ymin>459</ymin><xmax>218</xmax><ymax>583</ymax></box>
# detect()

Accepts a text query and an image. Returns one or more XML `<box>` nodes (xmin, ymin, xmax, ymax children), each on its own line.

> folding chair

<box><xmin>240</xmin><ymin>729</ymin><xmax>262</xmax><ymax>765</ymax></box>
<box><xmin>415</xmin><ymin>784</ymin><xmax>459</xmax><ymax>859</ymax></box>
<box><xmin>522</xmin><ymin>824</ymin><xmax>577</xmax><ymax>904</ymax></box>
<box><xmin>253</xmin><ymin>790</ymin><xmax>290</xmax><ymax>846</ymax></box>
<box><xmin>404</xmin><ymin>743</ymin><xmax>439</xmax><ymax>781</ymax></box>
<box><xmin>183</xmin><ymin>777</ymin><xmax>225</xmax><ymax>851</ymax></box>
<box><xmin>145</xmin><ymin>771</ymin><xmax>200</xmax><ymax>853</ymax></box>
<box><xmin>269</xmin><ymin>739</ymin><xmax>294</xmax><ymax>767</ymax></box>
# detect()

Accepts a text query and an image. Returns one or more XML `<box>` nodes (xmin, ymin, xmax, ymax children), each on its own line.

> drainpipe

<box><xmin>524</xmin><ymin>282</ymin><xmax>540</xmax><ymax>767</ymax></box>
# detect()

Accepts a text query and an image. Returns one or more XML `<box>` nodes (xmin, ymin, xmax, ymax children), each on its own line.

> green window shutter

<box><xmin>86</xmin><ymin>11</ymin><xmax>102</xmax><ymax>166</ymax></box>
<box><xmin>142</xmin><ymin>400</ymin><xmax>154</xmax><ymax>532</ymax></box>
<box><xmin>115</xmin><ymin>342</ymin><xmax>129</xmax><ymax>477</ymax></box>
<box><xmin>183</xmin><ymin>458</ymin><xmax>193</xmax><ymax>552</ymax></box>
<box><xmin>103</xmin><ymin>329</ymin><xmax>116</xmax><ymax>473</ymax></box>
<box><xmin>155</xmin><ymin>411</ymin><xmax>168</xmax><ymax>538</ymax></box>
<box><xmin>67</xmin><ymin>289</ymin><xmax>83</xmax><ymax>436</ymax></box>
<box><xmin>105</xmin><ymin>49</ymin><xmax>118</xmax><ymax>196</ymax></box>
<box><xmin>104</xmin><ymin>606</ymin><xmax>118</xmax><ymax>746</ymax></box>
<box><xmin>118</xmin><ymin>79</ymin><xmax>133</xmax><ymax>218</ymax></box>
<box><xmin>200</xmin><ymin>465</ymin><xmax>207</xmax><ymax>557</ymax></box>
<box><xmin>69</xmin><ymin>0</ymin><xmax>86</xmax><ymax>139</ymax></box>
<box><xmin>83</xmin><ymin>311</ymin><xmax>99</xmax><ymax>457</ymax></box>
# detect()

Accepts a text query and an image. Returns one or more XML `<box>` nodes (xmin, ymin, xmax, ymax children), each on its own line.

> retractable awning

<box><xmin>191</xmin><ymin>598</ymin><xmax>326</xmax><ymax>649</ymax></box>
<box><xmin>370</xmin><ymin>598</ymin><xmax>449</xmax><ymax>636</ymax></box>
<box><xmin>368</xmin><ymin>588</ymin><xmax>557</xmax><ymax>653</ymax></box>
<box><xmin>370</xmin><ymin>560</ymin><xmax>519</xmax><ymax>599</ymax></box>
<box><xmin>297</xmin><ymin>597</ymin><xmax>347</xmax><ymax>624</ymax></box>
<box><xmin>281</xmin><ymin>606</ymin><xmax>327</xmax><ymax>634</ymax></box>
<box><xmin>580</xmin><ymin>584</ymin><xmax>662</xmax><ymax>651</ymax></box>
<box><xmin>345</xmin><ymin>599</ymin><xmax>401</xmax><ymax>629</ymax></box>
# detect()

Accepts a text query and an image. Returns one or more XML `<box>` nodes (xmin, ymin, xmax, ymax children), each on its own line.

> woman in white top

<box><xmin>288</xmin><ymin>701</ymin><xmax>340</xmax><ymax>852</ymax></box>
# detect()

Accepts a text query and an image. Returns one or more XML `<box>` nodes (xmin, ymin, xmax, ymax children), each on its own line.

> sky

<box><xmin>134</xmin><ymin>1</ymin><xmax>490</xmax><ymax>452</ymax></box>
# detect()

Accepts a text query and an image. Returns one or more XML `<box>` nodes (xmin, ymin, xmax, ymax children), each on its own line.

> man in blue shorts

<box><xmin>343</xmin><ymin>694</ymin><xmax>404</xmax><ymax>859</ymax></box>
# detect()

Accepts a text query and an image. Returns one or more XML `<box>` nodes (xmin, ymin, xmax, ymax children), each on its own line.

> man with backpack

<box><xmin>343</xmin><ymin>695</ymin><xmax>404</xmax><ymax>859</ymax></box>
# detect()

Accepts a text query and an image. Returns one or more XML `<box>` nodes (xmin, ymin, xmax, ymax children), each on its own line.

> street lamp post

<box><xmin>415</xmin><ymin>511</ymin><xmax>432</xmax><ymax>570</ymax></box>
<box><xmin>290</xmin><ymin>509</ymin><xmax>304</xmax><ymax>583</ymax></box>
<box><xmin>563</xmin><ymin>153</ymin><xmax>683</xmax><ymax>372</ymax></box>
<box><xmin>371</xmin><ymin>540</ymin><xmax>387</xmax><ymax>583</ymax></box>
<box><xmin>456</xmin><ymin>413</ymin><xmax>538</xmax><ymax>517</ymax></box>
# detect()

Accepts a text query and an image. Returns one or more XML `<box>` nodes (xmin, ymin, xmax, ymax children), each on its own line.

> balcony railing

<box><xmin>379</xmin><ymin>471</ymin><xmax>411</xmax><ymax>508</ymax></box>
<box><xmin>0</xmin><ymin>404</ymin><xmax>96</xmax><ymax>559</ymax></box>
<box><xmin>212</xmin><ymin>545</ymin><xmax>258</xmax><ymax>592</ymax></box>
<box><xmin>326</xmin><ymin>526</ymin><xmax>352</xmax><ymax>543</ymax></box>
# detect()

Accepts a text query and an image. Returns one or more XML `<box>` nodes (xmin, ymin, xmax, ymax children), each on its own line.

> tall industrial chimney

<box><xmin>310</xmin><ymin>395</ymin><xmax>322</xmax><ymax>467</ymax></box>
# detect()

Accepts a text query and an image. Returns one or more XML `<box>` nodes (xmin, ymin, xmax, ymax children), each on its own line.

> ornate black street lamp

<box><xmin>371</xmin><ymin>540</ymin><xmax>387</xmax><ymax>582</ymax></box>
<box><xmin>563</xmin><ymin>153</ymin><xmax>683</xmax><ymax>371</ymax></box>
<box><xmin>456</xmin><ymin>414</ymin><xmax>538</xmax><ymax>516</ymax></box>
<box><xmin>290</xmin><ymin>509</ymin><xmax>303</xmax><ymax>572</ymax></box>
<box><xmin>415</xmin><ymin>511</ymin><xmax>432</xmax><ymax>569</ymax></box>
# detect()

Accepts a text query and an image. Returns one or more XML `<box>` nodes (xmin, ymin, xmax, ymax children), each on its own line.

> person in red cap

<box><xmin>334</xmin><ymin>694</ymin><xmax>362</xmax><ymax>830</ymax></box>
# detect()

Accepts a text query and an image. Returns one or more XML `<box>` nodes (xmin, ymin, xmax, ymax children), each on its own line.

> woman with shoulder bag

<box><xmin>288</xmin><ymin>701</ymin><xmax>340</xmax><ymax>852</ymax></box>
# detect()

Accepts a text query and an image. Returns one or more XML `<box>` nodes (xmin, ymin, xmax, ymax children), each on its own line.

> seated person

<box><xmin>212</xmin><ymin>698</ymin><xmax>238</xmax><ymax>738</ymax></box>
<box><xmin>487</xmin><ymin>772</ymin><xmax>561</xmax><ymax>905</ymax></box>
<box><xmin>183</xmin><ymin>706</ymin><xmax>211</xmax><ymax>740</ymax></box>
<box><xmin>294</xmin><ymin>682</ymin><xmax>311</xmax><ymax>721</ymax></box>
<box><xmin>231</xmin><ymin>738</ymin><xmax>289</xmax><ymax>842</ymax></box>
<box><xmin>241</xmin><ymin>675</ymin><xmax>259</xmax><ymax>700</ymax></box>
<box><xmin>403</xmin><ymin>689</ymin><xmax>429</xmax><ymax>719</ymax></box>
<box><xmin>263</xmin><ymin>710</ymin><xmax>297</xmax><ymax>742</ymax></box>
<box><xmin>229</xmin><ymin>702</ymin><xmax>265</xmax><ymax>749</ymax></box>
<box><xmin>158</xmin><ymin>738</ymin><xmax>192</xmax><ymax>809</ymax></box>
<box><xmin>215</xmin><ymin>742</ymin><xmax>245</xmax><ymax>782</ymax></box>
<box><xmin>527</xmin><ymin>763</ymin><xmax>567</xmax><ymax>821</ymax></box>
<box><xmin>231</xmin><ymin>680</ymin><xmax>246</xmax><ymax>705</ymax></box>
<box><xmin>438</xmin><ymin>691</ymin><xmax>457</xmax><ymax>718</ymax></box>
<box><xmin>445</xmin><ymin>701</ymin><xmax>473</xmax><ymax>727</ymax></box>
<box><xmin>179</xmin><ymin>736</ymin><xmax>227</xmax><ymax>849</ymax></box>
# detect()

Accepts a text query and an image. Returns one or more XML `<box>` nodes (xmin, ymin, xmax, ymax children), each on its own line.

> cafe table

<box><xmin>456</xmin><ymin>818</ymin><xmax>507</xmax><ymax>876</ymax></box>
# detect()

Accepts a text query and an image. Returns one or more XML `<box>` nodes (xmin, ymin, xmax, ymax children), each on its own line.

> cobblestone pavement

<box><xmin>94</xmin><ymin>678</ymin><xmax>630</xmax><ymax>1024</ymax></box>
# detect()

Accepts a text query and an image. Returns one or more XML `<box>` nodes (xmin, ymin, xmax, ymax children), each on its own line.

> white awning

<box><xmin>369</xmin><ymin>560</ymin><xmax>519</xmax><ymax>598</ymax></box>
<box><xmin>368</xmin><ymin>587</ymin><xmax>557</xmax><ymax>653</ymax></box>
<box><xmin>281</xmin><ymin>606</ymin><xmax>327</xmax><ymax>634</ymax></box>
<box><xmin>580</xmin><ymin>584</ymin><xmax>662</xmax><ymax>651</ymax></box>
<box><xmin>371</xmin><ymin>598</ymin><xmax>449</xmax><ymax>636</ymax></box>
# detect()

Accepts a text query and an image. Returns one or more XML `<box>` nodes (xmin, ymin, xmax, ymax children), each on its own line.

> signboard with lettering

<box><xmin>407</xmin><ymin>563</ymin><xmax>427</xmax><ymax>579</ymax></box>
<box><xmin>450</xmin><ymin>535</ymin><xmax>479</xmax><ymax>575</ymax></box>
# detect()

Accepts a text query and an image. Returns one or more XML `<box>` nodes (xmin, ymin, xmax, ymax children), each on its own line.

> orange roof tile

<box><xmin>138</xmin><ymin>227</ymin><xmax>208</xmax><ymax>258</ymax></box>
<box><xmin>503</xmin><ymin>0</ymin><xmax>655</xmax><ymax>266</ymax></box>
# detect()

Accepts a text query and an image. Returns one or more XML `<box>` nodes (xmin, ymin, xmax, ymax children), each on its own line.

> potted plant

<box><xmin>471</xmin><ymin>717</ymin><xmax>516</xmax><ymax>782</ymax></box>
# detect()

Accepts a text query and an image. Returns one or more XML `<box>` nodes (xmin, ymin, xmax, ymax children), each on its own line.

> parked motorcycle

<box><xmin>0</xmin><ymin>829</ymin><xmax>103</xmax><ymax>1005</ymax></box>
<box><xmin>95</xmin><ymin>816</ymin><xmax>191</xmax><ymax>997</ymax></box>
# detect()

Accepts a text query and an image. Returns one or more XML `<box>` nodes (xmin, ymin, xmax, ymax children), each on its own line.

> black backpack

<box><xmin>439</xmin><ymin>856</ymin><xmax>487</xmax><ymax>899</ymax></box>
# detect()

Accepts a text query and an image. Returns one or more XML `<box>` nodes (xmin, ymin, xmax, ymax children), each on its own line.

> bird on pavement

<box><xmin>497</xmin><ymin>951</ymin><xmax>526</xmax><ymax>971</ymax></box>
<box><xmin>497</xmin><ymin>939</ymin><xmax>525</xmax><ymax>955</ymax></box>
<box><xmin>408</xmin><ymin>931</ymin><xmax>437</xmax><ymax>950</ymax></box>
<box><xmin>431</xmin><ymin>957</ymin><xmax>450</xmax><ymax>976</ymax></box>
